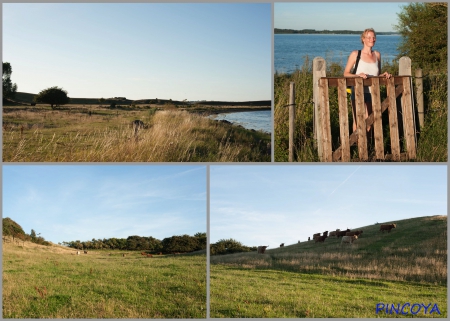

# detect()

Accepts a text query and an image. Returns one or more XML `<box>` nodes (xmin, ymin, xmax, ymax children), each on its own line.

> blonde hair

<box><xmin>361</xmin><ymin>28</ymin><xmax>376</xmax><ymax>44</ymax></box>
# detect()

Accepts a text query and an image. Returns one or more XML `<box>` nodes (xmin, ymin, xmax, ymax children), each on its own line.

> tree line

<box><xmin>3</xmin><ymin>217</ymin><xmax>51</xmax><ymax>246</ymax></box>
<box><xmin>62</xmin><ymin>233</ymin><xmax>206</xmax><ymax>253</ymax></box>
<box><xmin>274</xmin><ymin>28</ymin><xmax>398</xmax><ymax>35</ymax></box>
<box><xmin>3</xmin><ymin>217</ymin><xmax>206</xmax><ymax>254</ymax></box>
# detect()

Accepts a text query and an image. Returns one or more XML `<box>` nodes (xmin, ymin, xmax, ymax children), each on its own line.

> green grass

<box><xmin>3</xmin><ymin>105</ymin><xmax>270</xmax><ymax>162</ymax></box>
<box><xmin>210</xmin><ymin>215</ymin><xmax>447</xmax><ymax>317</ymax></box>
<box><xmin>3</xmin><ymin>242</ymin><xmax>206</xmax><ymax>318</ymax></box>
<box><xmin>211</xmin><ymin>266</ymin><xmax>446</xmax><ymax>318</ymax></box>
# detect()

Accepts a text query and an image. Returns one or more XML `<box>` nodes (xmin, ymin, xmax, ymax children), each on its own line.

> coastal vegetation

<box><xmin>3</xmin><ymin>101</ymin><xmax>270</xmax><ymax>162</ymax></box>
<box><xmin>210</xmin><ymin>215</ymin><xmax>447</xmax><ymax>317</ymax></box>
<box><xmin>274</xmin><ymin>2</ymin><xmax>447</xmax><ymax>162</ymax></box>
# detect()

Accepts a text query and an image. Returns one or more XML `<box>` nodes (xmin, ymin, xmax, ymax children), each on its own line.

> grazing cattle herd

<box><xmin>258</xmin><ymin>223</ymin><xmax>397</xmax><ymax>253</ymax></box>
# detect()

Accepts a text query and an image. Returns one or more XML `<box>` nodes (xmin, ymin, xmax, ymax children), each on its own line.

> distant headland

<box><xmin>274</xmin><ymin>28</ymin><xmax>398</xmax><ymax>35</ymax></box>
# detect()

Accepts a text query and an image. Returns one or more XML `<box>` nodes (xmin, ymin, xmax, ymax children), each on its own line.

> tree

<box><xmin>210</xmin><ymin>238</ymin><xmax>253</xmax><ymax>255</ymax></box>
<box><xmin>161</xmin><ymin>235</ymin><xmax>199</xmax><ymax>253</ymax></box>
<box><xmin>30</xmin><ymin>229</ymin><xmax>37</xmax><ymax>240</ymax></box>
<box><xmin>2</xmin><ymin>62</ymin><xmax>18</xmax><ymax>100</ymax></box>
<box><xmin>34</xmin><ymin>86</ymin><xmax>70</xmax><ymax>109</ymax></box>
<box><xmin>194</xmin><ymin>232</ymin><xmax>207</xmax><ymax>250</ymax></box>
<box><xmin>395</xmin><ymin>2</ymin><xmax>447</xmax><ymax>71</ymax></box>
<box><xmin>3</xmin><ymin>217</ymin><xmax>25</xmax><ymax>238</ymax></box>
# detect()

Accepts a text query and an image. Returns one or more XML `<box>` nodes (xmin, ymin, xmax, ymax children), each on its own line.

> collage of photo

<box><xmin>2</xmin><ymin>2</ymin><xmax>447</xmax><ymax>319</ymax></box>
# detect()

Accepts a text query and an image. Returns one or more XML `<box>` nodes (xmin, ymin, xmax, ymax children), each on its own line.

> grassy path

<box><xmin>210</xmin><ymin>265</ymin><xmax>446</xmax><ymax>318</ymax></box>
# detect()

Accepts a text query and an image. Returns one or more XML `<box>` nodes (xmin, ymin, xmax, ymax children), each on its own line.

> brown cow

<box><xmin>380</xmin><ymin>224</ymin><xmax>396</xmax><ymax>233</ymax></box>
<box><xmin>312</xmin><ymin>233</ymin><xmax>320</xmax><ymax>241</ymax></box>
<box><xmin>257</xmin><ymin>245</ymin><xmax>269</xmax><ymax>254</ymax></box>
<box><xmin>146</xmin><ymin>254</ymin><xmax>153</xmax><ymax>258</ymax></box>
<box><xmin>323</xmin><ymin>231</ymin><xmax>329</xmax><ymax>237</ymax></box>
<box><xmin>315</xmin><ymin>235</ymin><xmax>327</xmax><ymax>243</ymax></box>
<box><xmin>336</xmin><ymin>229</ymin><xmax>351</xmax><ymax>237</ymax></box>
<box><xmin>141</xmin><ymin>252</ymin><xmax>146</xmax><ymax>256</ymax></box>
<box><xmin>346</xmin><ymin>230</ymin><xmax>363</xmax><ymax>237</ymax></box>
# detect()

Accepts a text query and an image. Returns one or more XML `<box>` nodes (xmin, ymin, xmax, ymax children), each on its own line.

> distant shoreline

<box><xmin>274</xmin><ymin>28</ymin><xmax>398</xmax><ymax>35</ymax></box>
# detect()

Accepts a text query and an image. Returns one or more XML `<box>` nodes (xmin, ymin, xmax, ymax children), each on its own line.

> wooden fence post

<box><xmin>313</xmin><ymin>57</ymin><xmax>326</xmax><ymax>160</ymax></box>
<box><xmin>289</xmin><ymin>82</ymin><xmax>295</xmax><ymax>162</ymax></box>
<box><xmin>399</xmin><ymin>56</ymin><xmax>417</xmax><ymax>159</ymax></box>
<box><xmin>415</xmin><ymin>68</ymin><xmax>424</xmax><ymax>128</ymax></box>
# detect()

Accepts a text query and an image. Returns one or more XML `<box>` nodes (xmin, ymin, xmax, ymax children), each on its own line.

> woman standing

<box><xmin>344</xmin><ymin>28</ymin><xmax>391</xmax><ymax>132</ymax></box>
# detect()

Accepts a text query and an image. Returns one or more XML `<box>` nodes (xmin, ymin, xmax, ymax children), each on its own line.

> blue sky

<box><xmin>275</xmin><ymin>2</ymin><xmax>409</xmax><ymax>32</ymax></box>
<box><xmin>210</xmin><ymin>165</ymin><xmax>447</xmax><ymax>247</ymax></box>
<box><xmin>3</xmin><ymin>3</ymin><xmax>271</xmax><ymax>101</ymax></box>
<box><xmin>3</xmin><ymin>165</ymin><xmax>206</xmax><ymax>244</ymax></box>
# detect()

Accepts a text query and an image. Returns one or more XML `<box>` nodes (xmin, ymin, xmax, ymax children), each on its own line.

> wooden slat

<box><xmin>329</xmin><ymin>76</ymin><xmax>405</xmax><ymax>87</ymax></box>
<box><xmin>387</xmin><ymin>77</ymin><xmax>400</xmax><ymax>161</ymax></box>
<box><xmin>320</xmin><ymin>78</ymin><xmax>332</xmax><ymax>161</ymax></box>
<box><xmin>332</xmin><ymin>84</ymin><xmax>404</xmax><ymax>161</ymax></box>
<box><xmin>337</xmin><ymin>78</ymin><xmax>350</xmax><ymax>161</ymax></box>
<box><xmin>371</xmin><ymin>78</ymin><xmax>384</xmax><ymax>160</ymax></box>
<box><xmin>354</xmin><ymin>78</ymin><xmax>368</xmax><ymax>160</ymax></box>
<box><xmin>402</xmin><ymin>77</ymin><xmax>416</xmax><ymax>159</ymax></box>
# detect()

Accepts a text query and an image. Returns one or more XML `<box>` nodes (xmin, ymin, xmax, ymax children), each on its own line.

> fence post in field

<box><xmin>313</xmin><ymin>57</ymin><xmax>326</xmax><ymax>160</ymax></box>
<box><xmin>415</xmin><ymin>68</ymin><xmax>424</xmax><ymax>128</ymax></box>
<box><xmin>289</xmin><ymin>82</ymin><xmax>295</xmax><ymax>162</ymax></box>
<box><xmin>399</xmin><ymin>56</ymin><xmax>417</xmax><ymax>159</ymax></box>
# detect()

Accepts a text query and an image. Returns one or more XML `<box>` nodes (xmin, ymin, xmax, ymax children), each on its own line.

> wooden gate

<box><xmin>313</xmin><ymin>58</ymin><xmax>417</xmax><ymax>162</ymax></box>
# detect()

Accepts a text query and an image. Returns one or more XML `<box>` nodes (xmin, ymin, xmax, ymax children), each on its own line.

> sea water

<box><xmin>275</xmin><ymin>34</ymin><xmax>401</xmax><ymax>74</ymax></box>
<box><xmin>211</xmin><ymin>110</ymin><xmax>271</xmax><ymax>134</ymax></box>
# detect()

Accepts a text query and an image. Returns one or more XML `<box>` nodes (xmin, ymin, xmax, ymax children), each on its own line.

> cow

<box><xmin>346</xmin><ymin>231</ymin><xmax>363</xmax><ymax>237</ymax></box>
<box><xmin>122</xmin><ymin>254</ymin><xmax>126</xmax><ymax>257</ymax></box>
<box><xmin>141</xmin><ymin>252</ymin><xmax>146</xmax><ymax>256</ymax></box>
<box><xmin>341</xmin><ymin>235</ymin><xmax>358</xmax><ymax>244</ymax></box>
<box><xmin>31</xmin><ymin>102</ymin><xmax>36</xmax><ymax>106</ymax></box>
<box><xmin>146</xmin><ymin>254</ymin><xmax>153</xmax><ymax>258</ymax></box>
<box><xmin>329</xmin><ymin>229</ymin><xmax>340</xmax><ymax>237</ymax></box>
<box><xmin>257</xmin><ymin>245</ymin><xmax>269</xmax><ymax>254</ymax></box>
<box><xmin>312</xmin><ymin>233</ymin><xmax>320</xmax><ymax>241</ymax></box>
<box><xmin>76</xmin><ymin>251</ymin><xmax>80</xmax><ymax>255</ymax></box>
<box><xmin>280</xmin><ymin>243</ymin><xmax>284</xmax><ymax>247</ymax></box>
<box><xmin>308</xmin><ymin>237</ymin><xmax>310</xmax><ymax>241</ymax></box>
<box><xmin>336</xmin><ymin>229</ymin><xmax>351</xmax><ymax>237</ymax></box>
<box><xmin>380</xmin><ymin>224</ymin><xmax>396</xmax><ymax>233</ymax></box>
<box><xmin>84</xmin><ymin>250</ymin><xmax>88</xmax><ymax>254</ymax></box>
<box><xmin>323</xmin><ymin>231</ymin><xmax>329</xmax><ymax>237</ymax></box>
<box><xmin>315</xmin><ymin>235</ymin><xmax>327</xmax><ymax>243</ymax></box>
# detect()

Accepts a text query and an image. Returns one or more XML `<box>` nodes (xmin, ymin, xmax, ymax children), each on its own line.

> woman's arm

<box><xmin>343</xmin><ymin>50</ymin><xmax>358</xmax><ymax>77</ymax></box>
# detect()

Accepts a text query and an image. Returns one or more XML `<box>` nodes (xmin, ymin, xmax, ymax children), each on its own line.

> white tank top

<box><xmin>355</xmin><ymin>54</ymin><xmax>379</xmax><ymax>93</ymax></box>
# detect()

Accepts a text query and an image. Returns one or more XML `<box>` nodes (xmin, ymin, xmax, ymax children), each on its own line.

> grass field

<box><xmin>3</xmin><ymin>104</ymin><xmax>271</xmax><ymax>162</ymax></box>
<box><xmin>3</xmin><ymin>240</ymin><xmax>206</xmax><ymax>318</ymax></box>
<box><xmin>210</xmin><ymin>215</ymin><xmax>447</xmax><ymax>318</ymax></box>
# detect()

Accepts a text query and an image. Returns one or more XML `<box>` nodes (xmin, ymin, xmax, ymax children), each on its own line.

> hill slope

<box><xmin>211</xmin><ymin>215</ymin><xmax>447</xmax><ymax>284</ymax></box>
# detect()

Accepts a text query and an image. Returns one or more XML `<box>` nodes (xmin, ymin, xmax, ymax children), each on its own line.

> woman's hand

<box><xmin>380</xmin><ymin>72</ymin><xmax>392</xmax><ymax>79</ymax></box>
<box><xmin>357</xmin><ymin>73</ymin><xmax>368</xmax><ymax>79</ymax></box>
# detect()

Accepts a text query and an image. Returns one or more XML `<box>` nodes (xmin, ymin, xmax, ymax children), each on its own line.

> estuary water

<box><xmin>275</xmin><ymin>34</ymin><xmax>401</xmax><ymax>74</ymax></box>
<box><xmin>210</xmin><ymin>110</ymin><xmax>271</xmax><ymax>134</ymax></box>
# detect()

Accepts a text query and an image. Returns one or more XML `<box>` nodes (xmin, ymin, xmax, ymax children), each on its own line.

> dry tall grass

<box><xmin>3</xmin><ymin>107</ymin><xmax>270</xmax><ymax>162</ymax></box>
